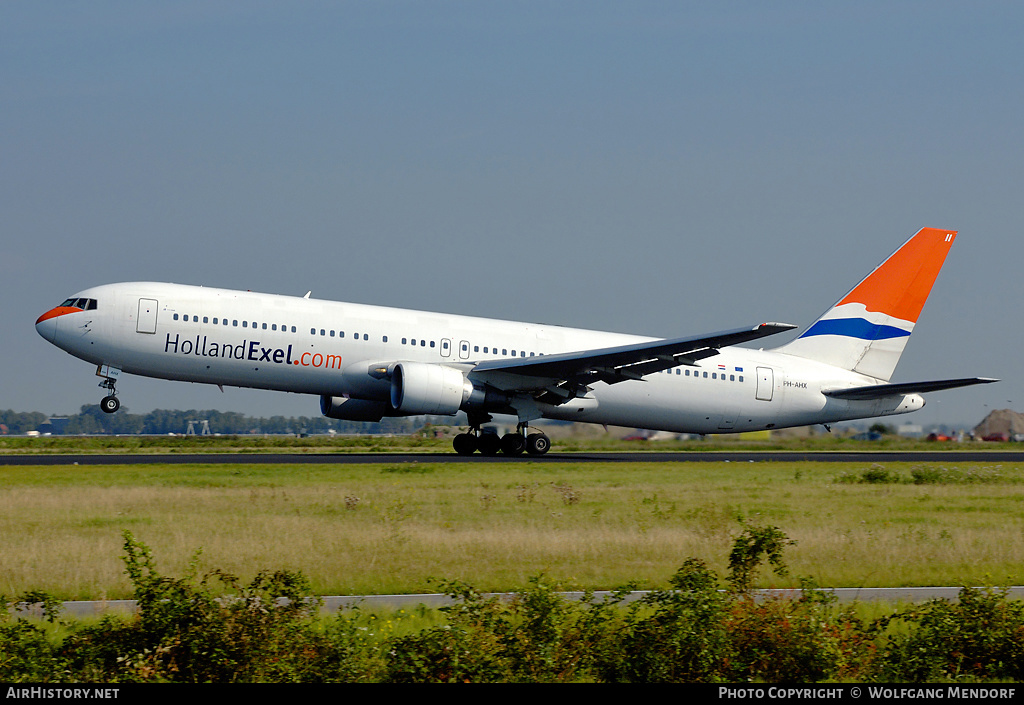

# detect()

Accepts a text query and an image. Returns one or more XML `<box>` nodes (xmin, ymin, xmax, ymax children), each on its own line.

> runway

<box><xmin>2</xmin><ymin>450</ymin><xmax>1023</xmax><ymax>465</ymax></box>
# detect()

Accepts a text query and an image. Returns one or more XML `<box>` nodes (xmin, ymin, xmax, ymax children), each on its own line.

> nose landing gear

<box><xmin>98</xmin><ymin>368</ymin><xmax>121</xmax><ymax>414</ymax></box>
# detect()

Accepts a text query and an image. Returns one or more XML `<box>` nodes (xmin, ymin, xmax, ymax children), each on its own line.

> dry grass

<box><xmin>1</xmin><ymin>461</ymin><xmax>1022</xmax><ymax>599</ymax></box>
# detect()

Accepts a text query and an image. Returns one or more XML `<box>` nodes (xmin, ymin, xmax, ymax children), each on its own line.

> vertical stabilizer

<box><xmin>777</xmin><ymin>227</ymin><xmax>957</xmax><ymax>381</ymax></box>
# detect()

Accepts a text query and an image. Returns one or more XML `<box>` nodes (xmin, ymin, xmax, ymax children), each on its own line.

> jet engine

<box><xmin>389</xmin><ymin>362</ymin><xmax>469</xmax><ymax>415</ymax></box>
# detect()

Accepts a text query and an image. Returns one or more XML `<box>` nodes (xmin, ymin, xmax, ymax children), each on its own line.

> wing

<box><xmin>469</xmin><ymin>322</ymin><xmax>796</xmax><ymax>403</ymax></box>
<box><xmin>822</xmin><ymin>377</ymin><xmax>998</xmax><ymax>400</ymax></box>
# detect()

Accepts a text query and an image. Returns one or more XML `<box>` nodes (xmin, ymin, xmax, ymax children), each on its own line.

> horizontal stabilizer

<box><xmin>822</xmin><ymin>377</ymin><xmax>998</xmax><ymax>400</ymax></box>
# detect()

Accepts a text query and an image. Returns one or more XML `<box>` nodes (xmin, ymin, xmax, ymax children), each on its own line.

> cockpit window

<box><xmin>58</xmin><ymin>297</ymin><xmax>98</xmax><ymax>310</ymax></box>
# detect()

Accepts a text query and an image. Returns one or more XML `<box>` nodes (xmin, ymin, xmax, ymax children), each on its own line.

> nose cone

<box><xmin>35</xmin><ymin>306</ymin><xmax>74</xmax><ymax>343</ymax></box>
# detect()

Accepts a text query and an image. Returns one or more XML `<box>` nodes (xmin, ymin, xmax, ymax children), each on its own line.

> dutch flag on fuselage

<box><xmin>777</xmin><ymin>228</ymin><xmax>957</xmax><ymax>382</ymax></box>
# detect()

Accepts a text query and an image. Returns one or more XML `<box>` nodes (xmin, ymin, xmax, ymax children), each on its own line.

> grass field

<box><xmin>2</xmin><ymin>456</ymin><xmax>1022</xmax><ymax>601</ymax></box>
<box><xmin>2</xmin><ymin>431</ymin><xmax>1021</xmax><ymax>454</ymax></box>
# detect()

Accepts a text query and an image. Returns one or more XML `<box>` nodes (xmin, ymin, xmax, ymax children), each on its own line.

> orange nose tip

<box><xmin>36</xmin><ymin>306</ymin><xmax>81</xmax><ymax>325</ymax></box>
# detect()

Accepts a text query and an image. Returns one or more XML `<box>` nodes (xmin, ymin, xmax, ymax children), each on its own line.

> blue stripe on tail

<box><xmin>799</xmin><ymin>318</ymin><xmax>911</xmax><ymax>342</ymax></box>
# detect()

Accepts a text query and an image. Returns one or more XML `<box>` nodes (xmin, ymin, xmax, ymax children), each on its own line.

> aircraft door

<box><xmin>755</xmin><ymin>367</ymin><xmax>774</xmax><ymax>402</ymax></box>
<box><xmin>137</xmin><ymin>299</ymin><xmax>158</xmax><ymax>334</ymax></box>
<box><xmin>459</xmin><ymin>340</ymin><xmax>471</xmax><ymax>360</ymax></box>
<box><xmin>441</xmin><ymin>339</ymin><xmax>452</xmax><ymax>358</ymax></box>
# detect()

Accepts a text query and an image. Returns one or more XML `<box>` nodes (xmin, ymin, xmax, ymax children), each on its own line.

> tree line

<box><xmin>0</xmin><ymin>406</ymin><xmax>435</xmax><ymax>436</ymax></box>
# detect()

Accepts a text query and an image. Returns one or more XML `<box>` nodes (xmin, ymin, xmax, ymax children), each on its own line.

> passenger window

<box><xmin>204</xmin><ymin>317</ymin><xmax>209</xmax><ymax>324</ymax></box>
<box><xmin>173</xmin><ymin>314</ymin><xmax>179</xmax><ymax>320</ymax></box>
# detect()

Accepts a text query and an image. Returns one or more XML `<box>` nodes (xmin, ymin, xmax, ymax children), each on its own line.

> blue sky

<box><xmin>3</xmin><ymin>2</ymin><xmax>1021</xmax><ymax>428</ymax></box>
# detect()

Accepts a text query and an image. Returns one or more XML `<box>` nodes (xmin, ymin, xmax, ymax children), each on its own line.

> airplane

<box><xmin>35</xmin><ymin>227</ymin><xmax>995</xmax><ymax>455</ymax></box>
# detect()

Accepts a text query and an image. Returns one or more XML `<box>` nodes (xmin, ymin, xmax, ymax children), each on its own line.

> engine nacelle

<box><xmin>320</xmin><ymin>395</ymin><xmax>391</xmax><ymax>422</ymax></box>
<box><xmin>390</xmin><ymin>362</ymin><xmax>469</xmax><ymax>415</ymax></box>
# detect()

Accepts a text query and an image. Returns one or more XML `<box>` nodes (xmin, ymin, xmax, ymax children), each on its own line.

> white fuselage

<box><xmin>37</xmin><ymin>282</ymin><xmax>924</xmax><ymax>434</ymax></box>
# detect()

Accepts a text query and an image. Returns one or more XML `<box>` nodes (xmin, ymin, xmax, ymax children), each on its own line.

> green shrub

<box><xmin>384</xmin><ymin>581</ymin><xmax>511</xmax><ymax>682</ymax></box>
<box><xmin>871</xmin><ymin>586</ymin><xmax>1024</xmax><ymax>682</ymax></box>
<box><xmin>861</xmin><ymin>465</ymin><xmax>897</xmax><ymax>483</ymax></box>
<box><xmin>3</xmin><ymin>528</ymin><xmax>1024</xmax><ymax>683</ymax></box>
<box><xmin>384</xmin><ymin>576</ymin><xmax>620</xmax><ymax>682</ymax></box>
<box><xmin>910</xmin><ymin>465</ymin><xmax>1003</xmax><ymax>485</ymax></box>
<box><xmin>0</xmin><ymin>592</ymin><xmax>64</xmax><ymax>682</ymax></box>
<box><xmin>727</xmin><ymin>524</ymin><xmax>795</xmax><ymax>593</ymax></box>
<box><xmin>597</xmin><ymin>558</ymin><xmax>731</xmax><ymax>682</ymax></box>
<box><xmin>58</xmin><ymin>531</ymin><xmax>371</xmax><ymax>682</ymax></box>
<box><xmin>725</xmin><ymin>579</ymin><xmax>869</xmax><ymax>683</ymax></box>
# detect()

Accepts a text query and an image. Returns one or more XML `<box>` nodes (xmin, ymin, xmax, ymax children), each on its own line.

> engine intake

<box><xmin>390</xmin><ymin>362</ymin><xmax>468</xmax><ymax>415</ymax></box>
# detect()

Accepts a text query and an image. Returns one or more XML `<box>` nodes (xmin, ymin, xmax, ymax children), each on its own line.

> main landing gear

<box><xmin>99</xmin><ymin>377</ymin><xmax>120</xmax><ymax>414</ymax></box>
<box><xmin>453</xmin><ymin>415</ymin><xmax>551</xmax><ymax>456</ymax></box>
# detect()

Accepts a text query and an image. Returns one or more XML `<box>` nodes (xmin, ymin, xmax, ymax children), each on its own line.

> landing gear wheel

<box><xmin>500</xmin><ymin>433</ymin><xmax>526</xmax><ymax>455</ymax></box>
<box><xmin>477</xmin><ymin>433</ymin><xmax>501</xmax><ymax>456</ymax></box>
<box><xmin>453</xmin><ymin>433</ymin><xmax>477</xmax><ymax>456</ymax></box>
<box><xmin>526</xmin><ymin>433</ymin><xmax>550</xmax><ymax>456</ymax></box>
<box><xmin>100</xmin><ymin>395</ymin><xmax>120</xmax><ymax>414</ymax></box>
